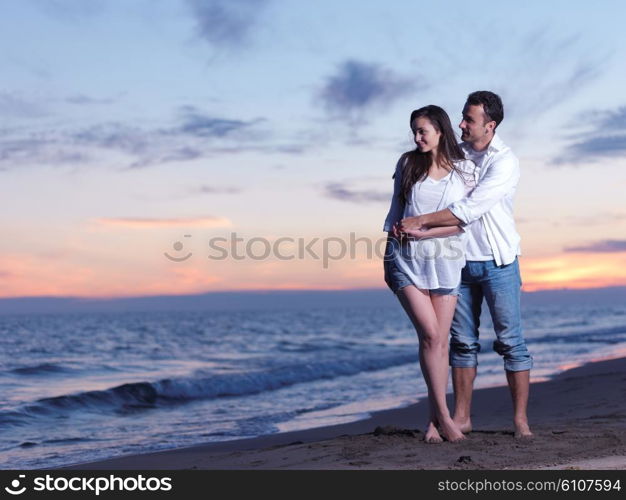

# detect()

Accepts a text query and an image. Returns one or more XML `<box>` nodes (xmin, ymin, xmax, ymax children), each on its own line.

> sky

<box><xmin>2</xmin><ymin>0</ymin><xmax>626</xmax><ymax>298</ymax></box>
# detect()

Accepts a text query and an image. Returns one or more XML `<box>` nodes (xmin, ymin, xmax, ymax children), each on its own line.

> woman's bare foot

<box><xmin>439</xmin><ymin>417</ymin><xmax>466</xmax><ymax>442</ymax></box>
<box><xmin>424</xmin><ymin>421</ymin><xmax>443</xmax><ymax>444</ymax></box>
<box><xmin>514</xmin><ymin>418</ymin><xmax>533</xmax><ymax>439</ymax></box>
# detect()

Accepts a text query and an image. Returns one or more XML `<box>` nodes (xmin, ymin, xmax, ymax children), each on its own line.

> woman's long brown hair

<box><xmin>395</xmin><ymin>105</ymin><xmax>467</xmax><ymax>205</ymax></box>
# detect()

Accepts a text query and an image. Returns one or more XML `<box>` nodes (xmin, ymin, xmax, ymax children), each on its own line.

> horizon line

<box><xmin>2</xmin><ymin>284</ymin><xmax>626</xmax><ymax>302</ymax></box>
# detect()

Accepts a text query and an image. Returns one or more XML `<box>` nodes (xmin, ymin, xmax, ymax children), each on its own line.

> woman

<box><xmin>383</xmin><ymin>105</ymin><xmax>476</xmax><ymax>443</ymax></box>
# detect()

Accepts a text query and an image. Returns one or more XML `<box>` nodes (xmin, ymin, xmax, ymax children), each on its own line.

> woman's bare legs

<box><xmin>420</xmin><ymin>349</ymin><xmax>443</xmax><ymax>443</ymax></box>
<box><xmin>397</xmin><ymin>285</ymin><xmax>465</xmax><ymax>443</ymax></box>
<box><xmin>430</xmin><ymin>292</ymin><xmax>465</xmax><ymax>441</ymax></box>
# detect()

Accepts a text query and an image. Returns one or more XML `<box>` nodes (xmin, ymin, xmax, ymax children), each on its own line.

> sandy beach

<box><xmin>66</xmin><ymin>356</ymin><xmax>626</xmax><ymax>470</ymax></box>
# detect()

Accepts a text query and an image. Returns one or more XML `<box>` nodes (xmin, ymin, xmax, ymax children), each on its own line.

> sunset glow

<box><xmin>2</xmin><ymin>243</ymin><xmax>626</xmax><ymax>298</ymax></box>
<box><xmin>1</xmin><ymin>1</ymin><xmax>625</xmax><ymax>299</ymax></box>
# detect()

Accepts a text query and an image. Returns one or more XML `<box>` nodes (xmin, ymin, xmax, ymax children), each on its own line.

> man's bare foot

<box><xmin>452</xmin><ymin>415</ymin><xmax>472</xmax><ymax>434</ymax></box>
<box><xmin>439</xmin><ymin>417</ymin><xmax>466</xmax><ymax>442</ymax></box>
<box><xmin>424</xmin><ymin>422</ymin><xmax>443</xmax><ymax>444</ymax></box>
<box><xmin>514</xmin><ymin>418</ymin><xmax>533</xmax><ymax>439</ymax></box>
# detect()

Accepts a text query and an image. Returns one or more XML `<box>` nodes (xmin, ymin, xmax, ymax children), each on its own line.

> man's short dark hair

<box><xmin>466</xmin><ymin>91</ymin><xmax>503</xmax><ymax>128</ymax></box>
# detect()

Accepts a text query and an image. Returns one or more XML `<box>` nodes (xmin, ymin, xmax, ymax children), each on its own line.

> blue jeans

<box><xmin>449</xmin><ymin>258</ymin><xmax>533</xmax><ymax>372</ymax></box>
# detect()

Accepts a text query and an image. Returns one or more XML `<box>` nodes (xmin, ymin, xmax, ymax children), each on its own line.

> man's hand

<box><xmin>399</xmin><ymin>215</ymin><xmax>426</xmax><ymax>233</ymax></box>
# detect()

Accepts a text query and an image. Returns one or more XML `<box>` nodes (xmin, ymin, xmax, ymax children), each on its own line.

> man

<box><xmin>399</xmin><ymin>91</ymin><xmax>533</xmax><ymax>438</ymax></box>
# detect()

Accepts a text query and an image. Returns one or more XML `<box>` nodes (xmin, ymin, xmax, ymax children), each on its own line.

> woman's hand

<box><xmin>402</xmin><ymin>227</ymin><xmax>431</xmax><ymax>240</ymax></box>
<box><xmin>391</xmin><ymin>221</ymin><xmax>402</xmax><ymax>239</ymax></box>
<box><xmin>390</xmin><ymin>221</ymin><xmax>428</xmax><ymax>240</ymax></box>
<box><xmin>405</xmin><ymin>225</ymin><xmax>464</xmax><ymax>240</ymax></box>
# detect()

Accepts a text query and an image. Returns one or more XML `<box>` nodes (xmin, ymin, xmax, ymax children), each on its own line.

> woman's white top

<box><xmin>383</xmin><ymin>157</ymin><xmax>478</xmax><ymax>290</ymax></box>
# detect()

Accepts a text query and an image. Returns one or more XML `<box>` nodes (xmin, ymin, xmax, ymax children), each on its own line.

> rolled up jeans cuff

<box><xmin>503</xmin><ymin>356</ymin><xmax>533</xmax><ymax>372</ymax></box>
<box><xmin>449</xmin><ymin>354</ymin><xmax>478</xmax><ymax>368</ymax></box>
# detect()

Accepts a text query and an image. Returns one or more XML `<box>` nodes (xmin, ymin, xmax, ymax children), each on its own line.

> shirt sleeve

<box><xmin>383</xmin><ymin>157</ymin><xmax>406</xmax><ymax>232</ymax></box>
<box><xmin>447</xmin><ymin>152</ymin><xmax>519</xmax><ymax>225</ymax></box>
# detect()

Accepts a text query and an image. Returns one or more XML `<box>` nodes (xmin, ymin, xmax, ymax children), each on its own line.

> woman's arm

<box><xmin>403</xmin><ymin>225</ymin><xmax>464</xmax><ymax>240</ymax></box>
<box><xmin>383</xmin><ymin>157</ymin><xmax>406</xmax><ymax>232</ymax></box>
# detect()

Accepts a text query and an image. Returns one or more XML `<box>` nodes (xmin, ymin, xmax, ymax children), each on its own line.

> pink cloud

<box><xmin>92</xmin><ymin>216</ymin><xmax>232</xmax><ymax>229</ymax></box>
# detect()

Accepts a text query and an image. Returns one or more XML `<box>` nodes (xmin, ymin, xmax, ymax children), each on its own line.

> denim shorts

<box><xmin>384</xmin><ymin>257</ymin><xmax>460</xmax><ymax>296</ymax></box>
<box><xmin>449</xmin><ymin>258</ymin><xmax>533</xmax><ymax>372</ymax></box>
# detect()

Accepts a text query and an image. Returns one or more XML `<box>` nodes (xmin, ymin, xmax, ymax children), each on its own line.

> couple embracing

<box><xmin>383</xmin><ymin>91</ymin><xmax>533</xmax><ymax>443</ymax></box>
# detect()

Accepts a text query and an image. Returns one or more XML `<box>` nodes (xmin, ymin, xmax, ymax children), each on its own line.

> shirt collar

<box><xmin>487</xmin><ymin>133</ymin><xmax>506</xmax><ymax>153</ymax></box>
<box><xmin>462</xmin><ymin>132</ymin><xmax>507</xmax><ymax>156</ymax></box>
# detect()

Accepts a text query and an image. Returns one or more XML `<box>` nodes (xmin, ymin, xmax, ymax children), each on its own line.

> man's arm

<box><xmin>447</xmin><ymin>153</ymin><xmax>519</xmax><ymax>225</ymax></box>
<box><xmin>399</xmin><ymin>209</ymin><xmax>462</xmax><ymax>232</ymax></box>
<box><xmin>400</xmin><ymin>152</ymin><xmax>519</xmax><ymax>231</ymax></box>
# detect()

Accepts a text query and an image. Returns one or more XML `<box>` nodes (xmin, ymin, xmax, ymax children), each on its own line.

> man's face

<box><xmin>459</xmin><ymin>104</ymin><xmax>494</xmax><ymax>143</ymax></box>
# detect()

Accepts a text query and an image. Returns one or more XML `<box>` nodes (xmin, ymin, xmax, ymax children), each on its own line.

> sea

<box><xmin>1</xmin><ymin>300</ymin><xmax>626</xmax><ymax>469</ymax></box>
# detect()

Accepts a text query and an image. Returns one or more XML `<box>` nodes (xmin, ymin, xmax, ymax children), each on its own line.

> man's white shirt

<box><xmin>447</xmin><ymin>133</ymin><xmax>521</xmax><ymax>266</ymax></box>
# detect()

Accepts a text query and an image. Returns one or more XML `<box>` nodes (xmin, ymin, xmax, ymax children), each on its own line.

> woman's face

<box><xmin>412</xmin><ymin>116</ymin><xmax>441</xmax><ymax>154</ymax></box>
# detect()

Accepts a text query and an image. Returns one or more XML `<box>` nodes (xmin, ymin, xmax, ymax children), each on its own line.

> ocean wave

<box><xmin>6</xmin><ymin>362</ymin><xmax>122</xmax><ymax>377</ymax></box>
<box><xmin>528</xmin><ymin>325</ymin><xmax>626</xmax><ymax>344</ymax></box>
<box><xmin>9</xmin><ymin>363</ymin><xmax>71</xmax><ymax>376</ymax></box>
<box><xmin>0</xmin><ymin>350</ymin><xmax>417</xmax><ymax>426</ymax></box>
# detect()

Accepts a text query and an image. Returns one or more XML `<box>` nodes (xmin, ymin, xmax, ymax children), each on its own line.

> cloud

<box><xmin>318</xmin><ymin>60</ymin><xmax>419</xmax><ymax>120</ymax></box>
<box><xmin>0</xmin><ymin>92</ymin><xmax>48</xmax><ymax>118</ymax></box>
<box><xmin>494</xmin><ymin>27</ymin><xmax>612</xmax><ymax>164</ymax></box>
<box><xmin>533</xmin><ymin>60</ymin><xmax>601</xmax><ymax>111</ymax></box>
<box><xmin>74</xmin><ymin>110</ymin><xmax>264</xmax><ymax>169</ymax></box>
<box><xmin>93</xmin><ymin>216</ymin><xmax>232</xmax><ymax>229</ymax></box>
<box><xmin>157</xmin><ymin>146</ymin><xmax>204</xmax><ymax>163</ymax></box>
<box><xmin>0</xmin><ymin>134</ymin><xmax>90</xmax><ymax>166</ymax></box>
<box><xmin>554</xmin><ymin>105</ymin><xmax>626</xmax><ymax>164</ymax></box>
<box><xmin>193</xmin><ymin>185</ymin><xmax>243</xmax><ymax>194</ymax></box>
<box><xmin>0</xmin><ymin>90</ymin><xmax>119</xmax><ymax>125</ymax></box>
<box><xmin>180</xmin><ymin>117</ymin><xmax>249</xmax><ymax>137</ymax></box>
<box><xmin>186</xmin><ymin>0</ymin><xmax>270</xmax><ymax>49</ymax></box>
<box><xmin>0</xmin><ymin>105</ymin><xmax>298</xmax><ymax>170</ymax></box>
<box><xmin>0</xmin><ymin>91</ymin><xmax>114</xmax><ymax>116</ymax></box>
<box><xmin>564</xmin><ymin>239</ymin><xmax>626</xmax><ymax>253</ymax></box>
<box><xmin>174</xmin><ymin>105</ymin><xmax>262</xmax><ymax>138</ymax></box>
<box><xmin>590</xmin><ymin>106</ymin><xmax>626</xmax><ymax>130</ymax></box>
<box><xmin>65</xmin><ymin>94</ymin><xmax>115</xmax><ymax>106</ymax></box>
<box><xmin>505</xmin><ymin>56</ymin><xmax>605</xmax><ymax>123</ymax></box>
<box><xmin>563</xmin><ymin>212</ymin><xmax>626</xmax><ymax>225</ymax></box>
<box><xmin>449</xmin><ymin>25</ymin><xmax>609</xmax><ymax>130</ymax></box>
<box><xmin>72</xmin><ymin>123</ymin><xmax>150</xmax><ymax>154</ymax></box>
<box><xmin>566</xmin><ymin>135</ymin><xmax>626</xmax><ymax>160</ymax></box>
<box><xmin>125</xmin><ymin>146</ymin><xmax>206</xmax><ymax>170</ymax></box>
<box><xmin>323</xmin><ymin>182</ymin><xmax>389</xmax><ymax>204</ymax></box>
